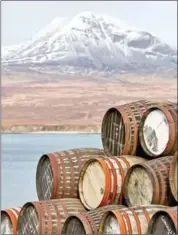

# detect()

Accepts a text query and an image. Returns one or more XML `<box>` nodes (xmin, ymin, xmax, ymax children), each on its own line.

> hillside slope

<box><xmin>2</xmin><ymin>11</ymin><xmax>177</xmax><ymax>76</ymax></box>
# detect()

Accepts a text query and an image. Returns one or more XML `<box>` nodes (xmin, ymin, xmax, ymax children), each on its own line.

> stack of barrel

<box><xmin>1</xmin><ymin>100</ymin><xmax>177</xmax><ymax>235</ymax></box>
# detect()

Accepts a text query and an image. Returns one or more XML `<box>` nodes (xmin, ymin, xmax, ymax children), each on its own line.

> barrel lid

<box><xmin>124</xmin><ymin>164</ymin><xmax>154</xmax><ymax>207</ymax></box>
<box><xmin>36</xmin><ymin>154</ymin><xmax>54</xmax><ymax>200</ymax></box>
<box><xmin>62</xmin><ymin>214</ymin><xmax>92</xmax><ymax>234</ymax></box>
<box><xmin>1</xmin><ymin>212</ymin><xmax>13</xmax><ymax>234</ymax></box>
<box><xmin>142</xmin><ymin>109</ymin><xmax>170</xmax><ymax>156</ymax></box>
<box><xmin>79</xmin><ymin>159</ymin><xmax>106</xmax><ymax>210</ymax></box>
<box><xmin>101</xmin><ymin>108</ymin><xmax>125</xmax><ymax>156</ymax></box>
<box><xmin>17</xmin><ymin>203</ymin><xmax>39</xmax><ymax>234</ymax></box>
<box><xmin>147</xmin><ymin>209</ymin><xmax>177</xmax><ymax>234</ymax></box>
<box><xmin>99</xmin><ymin>211</ymin><xmax>120</xmax><ymax>234</ymax></box>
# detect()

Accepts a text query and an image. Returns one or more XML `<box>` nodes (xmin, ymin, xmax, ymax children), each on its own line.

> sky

<box><xmin>1</xmin><ymin>1</ymin><xmax>177</xmax><ymax>48</ymax></box>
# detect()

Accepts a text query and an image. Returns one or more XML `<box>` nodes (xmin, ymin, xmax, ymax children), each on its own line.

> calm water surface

<box><xmin>1</xmin><ymin>133</ymin><xmax>102</xmax><ymax>209</ymax></box>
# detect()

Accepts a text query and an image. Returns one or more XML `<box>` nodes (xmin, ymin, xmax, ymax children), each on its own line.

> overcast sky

<box><xmin>2</xmin><ymin>1</ymin><xmax>177</xmax><ymax>48</ymax></box>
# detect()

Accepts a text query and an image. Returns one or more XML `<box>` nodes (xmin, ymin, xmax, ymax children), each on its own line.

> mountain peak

<box><xmin>2</xmin><ymin>12</ymin><xmax>177</xmax><ymax>76</ymax></box>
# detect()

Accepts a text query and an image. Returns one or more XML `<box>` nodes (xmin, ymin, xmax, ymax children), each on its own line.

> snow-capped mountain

<box><xmin>2</xmin><ymin>44</ymin><xmax>24</xmax><ymax>58</ymax></box>
<box><xmin>2</xmin><ymin>11</ymin><xmax>177</xmax><ymax>75</ymax></box>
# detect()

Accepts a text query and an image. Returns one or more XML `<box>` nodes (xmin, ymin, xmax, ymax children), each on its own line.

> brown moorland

<box><xmin>1</xmin><ymin>72</ymin><xmax>177</xmax><ymax>133</ymax></box>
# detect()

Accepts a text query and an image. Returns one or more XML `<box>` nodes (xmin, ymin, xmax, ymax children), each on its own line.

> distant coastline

<box><xmin>2</xmin><ymin>131</ymin><xmax>101</xmax><ymax>134</ymax></box>
<box><xmin>1</xmin><ymin>125</ymin><xmax>101</xmax><ymax>134</ymax></box>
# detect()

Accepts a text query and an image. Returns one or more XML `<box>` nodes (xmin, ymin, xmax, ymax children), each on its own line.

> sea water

<box><xmin>1</xmin><ymin>133</ymin><xmax>102</xmax><ymax>209</ymax></box>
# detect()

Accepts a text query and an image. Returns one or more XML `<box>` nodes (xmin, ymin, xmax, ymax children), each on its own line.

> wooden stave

<box><xmin>169</xmin><ymin>151</ymin><xmax>178</xmax><ymax>201</ymax></box>
<box><xmin>101</xmin><ymin>100</ymin><xmax>173</xmax><ymax>156</ymax></box>
<box><xmin>16</xmin><ymin>198</ymin><xmax>86</xmax><ymax>235</ymax></box>
<box><xmin>36</xmin><ymin>148</ymin><xmax>107</xmax><ymax>200</ymax></box>
<box><xmin>101</xmin><ymin>100</ymin><xmax>150</xmax><ymax>156</ymax></box>
<box><xmin>61</xmin><ymin>204</ymin><xmax>125</xmax><ymax>234</ymax></box>
<box><xmin>99</xmin><ymin>205</ymin><xmax>168</xmax><ymax>234</ymax></box>
<box><xmin>147</xmin><ymin>206</ymin><xmax>178</xmax><ymax>234</ymax></box>
<box><xmin>139</xmin><ymin>103</ymin><xmax>177</xmax><ymax>157</ymax></box>
<box><xmin>79</xmin><ymin>155</ymin><xmax>146</xmax><ymax>210</ymax></box>
<box><xmin>1</xmin><ymin>207</ymin><xmax>22</xmax><ymax>234</ymax></box>
<box><xmin>62</xmin><ymin>213</ymin><xmax>93</xmax><ymax>234</ymax></box>
<box><xmin>124</xmin><ymin>156</ymin><xmax>175</xmax><ymax>207</ymax></box>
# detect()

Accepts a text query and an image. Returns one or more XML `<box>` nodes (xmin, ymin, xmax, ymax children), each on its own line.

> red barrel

<box><xmin>139</xmin><ymin>103</ymin><xmax>177</xmax><ymax>157</ymax></box>
<box><xmin>1</xmin><ymin>207</ymin><xmax>21</xmax><ymax>234</ymax></box>
<box><xmin>99</xmin><ymin>205</ymin><xmax>167</xmax><ymax>234</ymax></box>
<box><xmin>169</xmin><ymin>151</ymin><xmax>178</xmax><ymax>201</ymax></box>
<box><xmin>147</xmin><ymin>206</ymin><xmax>178</xmax><ymax>234</ymax></box>
<box><xmin>79</xmin><ymin>155</ymin><xmax>146</xmax><ymax>210</ymax></box>
<box><xmin>124</xmin><ymin>155</ymin><xmax>175</xmax><ymax>207</ymax></box>
<box><xmin>36</xmin><ymin>148</ymin><xmax>107</xmax><ymax>200</ymax></box>
<box><xmin>61</xmin><ymin>205</ymin><xmax>125</xmax><ymax>234</ymax></box>
<box><xmin>101</xmin><ymin>100</ymin><xmax>173</xmax><ymax>156</ymax></box>
<box><xmin>16</xmin><ymin>198</ymin><xmax>86</xmax><ymax>234</ymax></box>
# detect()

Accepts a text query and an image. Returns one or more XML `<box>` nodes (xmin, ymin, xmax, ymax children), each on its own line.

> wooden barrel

<box><xmin>101</xmin><ymin>100</ymin><xmax>174</xmax><ymax>156</ymax></box>
<box><xmin>169</xmin><ymin>151</ymin><xmax>178</xmax><ymax>201</ymax></box>
<box><xmin>99</xmin><ymin>205</ymin><xmax>167</xmax><ymax>234</ymax></box>
<box><xmin>36</xmin><ymin>148</ymin><xmax>107</xmax><ymax>200</ymax></box>
<box><xmin>61</xmin><ymin>205</ymin><xmax>125</xmax><ymax>234</ymax></box>
<box><xmin>139</xmin><ymin>103</ymin><xmax>177</xmax><ymax>157</ymax></box>
<box><xmin>147</xmin><ymin>206</ymin><xmax>178</xmax><ymax>234</ymax></box>
<box><xmin>79</xmin><ymin>155</ymin><xmax>146</xmax><ymax>210</ymax></box>
<box><xmin>124</xmin><ymin>155</ymin><xmax>175</xmax><ymax>207</ymax></box>
<box><xmin>16</xmin><ymin>198</ymin><xmax>86</xmax><ymax>234</ymax></box>
<box><xmin>1</xmin><ymin>207</ymin><xmax>21</xmax><ymax>234</ymax></box>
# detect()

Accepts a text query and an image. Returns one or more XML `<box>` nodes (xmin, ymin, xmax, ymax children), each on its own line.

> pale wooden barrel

<box><xmin>36</xmin><ymin>148</ymin><xmax>107</xmax><ymax>200</ymax></box>
<box><xmin>147</xmin><ymin>206</ymin><xmax>178</xmax><ymax>234</ymax></box>
<box><xmin>169</xmin><ymin>151</ymin><xmax>178</xmax><ymax>201</ymax></box>
<box><xmin>79</xmin><ymin>155</ymin><xmax>146</xmax><ymax>210</ymax></box>
<box><xmin>101</xmin><ymin>100</ymin><xmax>174</xmax><ymax>156</ymax></box>
<box><xmin>139</xmin><ymin>103</ymin><xmax>177</xmax><ymax>157</ymax></box>
<box><xmin>99</xmin><ymin>205</ymin><xmax>167</xmax><ymax>234</ymax></box>
<box><xmin>61</xmin><ymin>205</ymin><xmax>125</xmax><ymax>234</ymax></box>
<box><xmin>124</xmin><ymin>155</ymin><xmax>175</xmax><ymax>207</ymax></box>
<box><xmin>16</xmin><ymin>198</ymin><xmax>86</xmax><ymax>234</ymax></box>
<box><xmin>1</xmin><ymin>207</ymin><xmax>21</xmax><ymax>234</ymax></box>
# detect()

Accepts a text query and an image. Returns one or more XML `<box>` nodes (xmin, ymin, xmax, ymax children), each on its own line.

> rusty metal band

<box><xmin>56</xmin><ymin>152</ymin><xmax>66</xmax><ymax>198</ymax></box>
<box><xmin>64</xmin><ymin>151</ymin><xmax>75</xmax><ymax>197</ymax></box>
<box><xmin>47</xmin><ymin>153</ymin><xmax>58</xmax><ymax>199</ymax></box>
<box><xmin>116</xmin><ymin>106</ymin><xmax>131</xmax><ymax>154</ymax></box>
<box><xmin>97</xmin><ymin>158</ymin><xmax>112</xmax><ymax>207</ymax></box>
<box><xmin>104</xmin><ymin>158</ymin><xmax>117</xmax><ymax>205</ymax></box>
<box><xmin>127</xmin><ymin>208</ymin><xmax>142</xmax><ymax>234</ymax></box>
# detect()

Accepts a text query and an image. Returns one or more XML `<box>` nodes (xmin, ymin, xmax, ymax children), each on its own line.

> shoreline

<box><xmin>1</xmin><ymin>131</ymin><xmax>101</xmax><ymax>134</ymax></box>
<box><xmin>1</xmin><ymin>124</ymin><xmax>101</xmax><ymax>134</ymax></box>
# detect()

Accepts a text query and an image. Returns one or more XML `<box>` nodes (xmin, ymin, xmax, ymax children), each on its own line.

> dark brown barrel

<box><xmin>79</xmin><ymin>155</ymin><xmax>146</xmax><ymax>210</ymax></box>
<box><xmin>147</xmin><ymin>206</ymin><xmax>178</xmax><ymax>234</ymax></box>
<box><xmin>1</xmin><ymin>207</ymin><xmax>22</xmax><ymax>234</ymax></box>
<box><xmin>99</xmin><ymin>205</ymin><xmax>167</xmax><ymax>234</ymax></box>
<box><xmin>124</xmin><ymin>156</ymin><xmax>175</xmax><ymax>207</ymax></box>
<box><xmin>36</xmin><ymin>148</ymin><xmax>107</xmax><ymax>200</ymax></box>
<box><xmin>61</xmin><ymin>205</ymin><xmax>125</xmax><ymax>234</ymax></box>
<box><xmin>169</xmin><ymin>151</ymin><xmax>178</xmax><ymax>201</ymax></box>
<box><xmin>139</xmin><ymin>103</ymin><xmax>177</xmax><ymax>157</ymax></box>
<box><xmin>16</xmin><ymin>198</ymin><xmax>86</xmax><ymax>234</ymax></box>
<box><xmin>101</xmin><ymin>100</ymin><xmax>173</xmax><ymax>156</ymax></box>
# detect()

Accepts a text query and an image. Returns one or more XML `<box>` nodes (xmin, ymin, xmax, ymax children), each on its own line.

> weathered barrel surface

<box><xmin>61</xmin><ymin>205</ymin><xmax>125</xmax><ymax>234</ymax></box>
<box><xmin>79</xmin><ymin>155</ymin><xmax>146</xmax><ymax>210</ymax></box>
<box><xmin>147</xmin><ymin>206</ymin><xmax>178</xmax><ymax>234</ymax></box>
<box><xmin>1</xmin><ymin>207</ymin><xmax>21</xmax><ymax>234</ymax></box>
<box><xmin>99</xmin><ymin>205</ymin><xmax>167</xmax><ymax>234</ymax></box>
<box><xmin>36</xmin><ymin>148</ymin><xmax>107</xmax><ymax>200</ymax></box>
<box><xmin>16</xmin><ymin>198</ymin><xmax>86</xmax><ymax>234</ymax></box>
<box><xmin>101</xmin><ymin>100</ymin><xmax>175</xmax><ymax>157</ymax></box>
<box><xmin>169</xmin><ymin>151</ymin><xmax>178</xmax><ymax>201</ymax></box>
<box><xmin>139</xmin><ymin>103</ymin><xmax>177</xmax><ymax>157</ymax></box>
<box><xmin>124</xmin><ymin>155</ymin><xmax>175</xmax><ymax>207</ymax></box>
